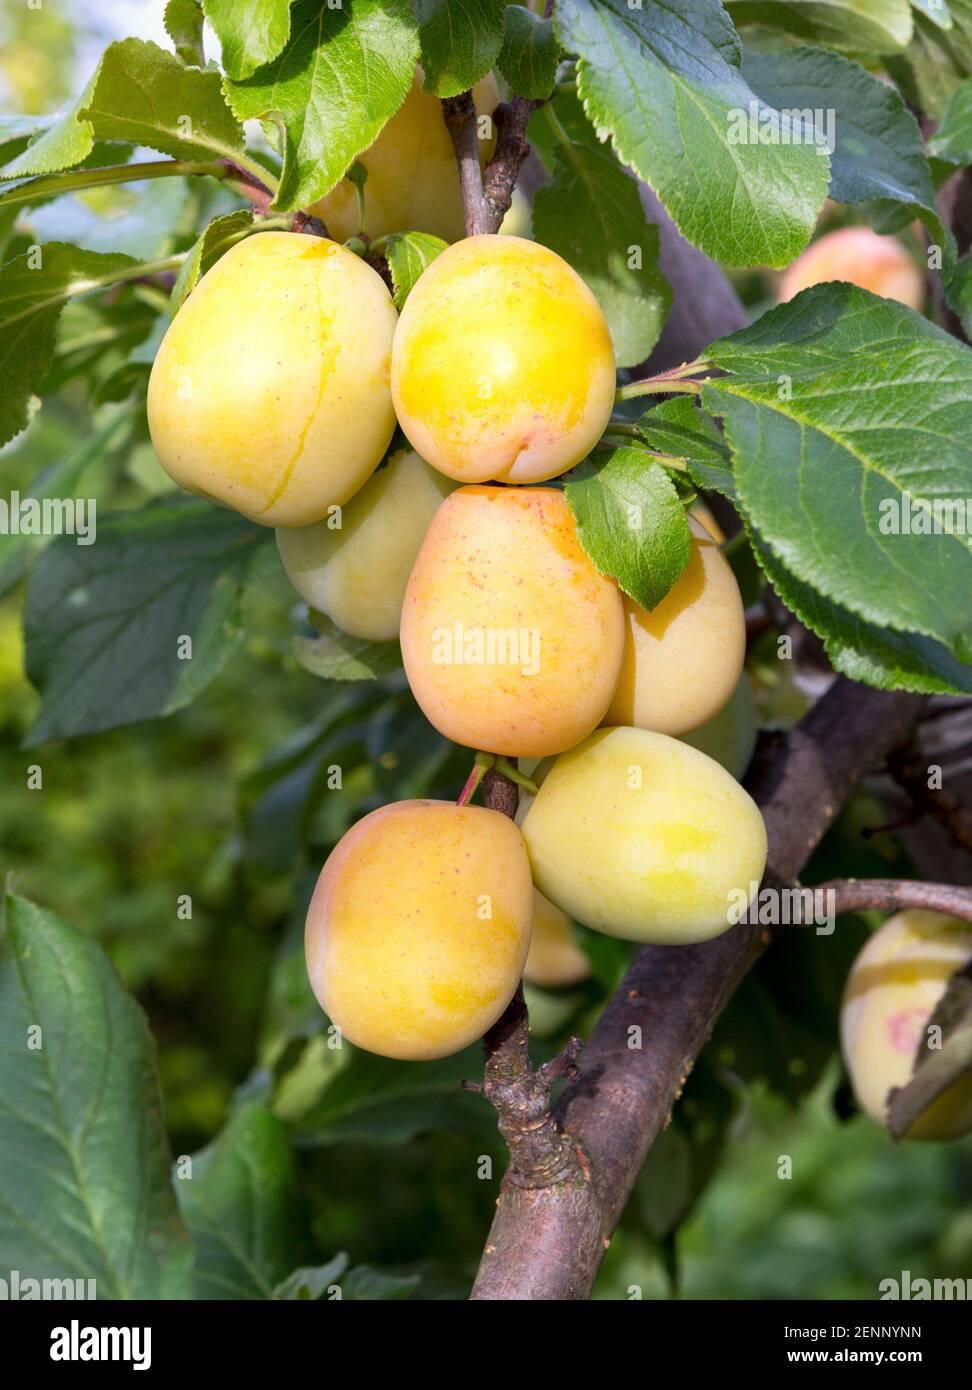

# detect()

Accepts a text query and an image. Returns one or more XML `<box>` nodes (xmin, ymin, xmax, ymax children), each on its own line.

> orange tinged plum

<box><xmin>523</xmin><ymin>889</ymin><xmax>591</xmax><ymax>989</ymax></box>
<box><xmin>305</xmin><ymin>800</ymin><xmax>532</xmax><ymax>1060</ymax></box>
<box><xmin>391</xmin><ymin>236</ymin><xmax>616</xmax><ymax>484</ymax></box>
<box><xmin>400</xmin><ymin>486</ymin><xmax>625</xmax><ymax>757</ymax></box>
<box><xmin>779</xmin><ymin>227</ymin><xmax>924</xmax><ymax>311</ymax></box>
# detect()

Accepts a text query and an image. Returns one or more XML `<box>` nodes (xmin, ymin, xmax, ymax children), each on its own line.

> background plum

<box><xmin>309</xmin><ymin>70</ymin><xmax>498</xmax><ymax>244</ymax></box>
<box><xmin>604</xmin><ymin>516</ymin><xmax>746</xmax><ymax>736</ymax></box>
<box><xmin>276</xmin><ymin>449</ymin><xmax>455</xmax><ymax>641</ymax></box>
<box><xmin>841</xmin><ymin>909</ymin><xmax>972</xmax><ymax>1141</ymax></box>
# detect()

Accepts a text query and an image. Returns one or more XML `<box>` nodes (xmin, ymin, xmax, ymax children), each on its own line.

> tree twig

<box><xmin>816</xmin><ymin>877</ymin><xmax>972</xmax><ymax>922</ymax></box>
<box><xmin>441</xmin><ymin>91</ymin><xmax>489</xmax><ymax>236</ymax></box>
<box><xmin>481</xmin><ymin>96</ymin><xmax>544</xmax><ymax>234</ymax></box>
<box><xmin>887</xmin><ymin>743</ymin><xmax>972</xmax><ymax>859</ymax></box>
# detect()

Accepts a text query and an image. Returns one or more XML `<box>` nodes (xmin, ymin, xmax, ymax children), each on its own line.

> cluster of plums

<box><xmin>146</xmin><ymin>71</ymin><xmax>965</xmax><ymax>1140</ymax></box>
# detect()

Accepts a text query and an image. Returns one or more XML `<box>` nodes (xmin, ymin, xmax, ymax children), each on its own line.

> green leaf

<box><xmin>888</xmin><ymin>2</ymin><xmax>972</xmax><ymax>119</ymax></box>
<box><xmin>295</xmin><ymin>1045</ymin><xmax>493</xmax><ymax>1146</ymax></box>
<box><xmin>0</xmin><ymin>408</ymin><xmax>132</xmax><ymax>595</ymax></box>
<box><xmin>564</xmin><ymin>444</ymin><xmax>693</xmax><ymax>610</ymax></box>
<box><xmin>944</xmin><ymin>250</ymin><xmax>972</xmax><ymax>337</ymax></box>
<box><xmin>497</xmin><ymin>4</ymin><xmax>561</xmax><ymax>99</ymax></box>
<box><xmin>636</xmin><ymin>396</ymin><xmax>736</xmax><ymax>500</ymax></box>
<box><xmin>23</xmin><ymin>498</ymin><xmax>265</xmax><ymax>745</ymax></box>
<box><xmin>274</xmin><ymin>1255</ymin><xmax>349</xmax><ymax>1300</ymax></box>
<box><xmin>743</xmin><ymin>45</ymin><xmax>946</xmax><ymax>249</ymax></box>
<box><xmin>0</xmin><ymin>74</ymin><xmax>101</xmax><ymax>181</ymax></box>
<box><xmin>911</xmin><ymin>0</ymin><xmax>953</xmax><ymax>28</ymax></box>
<box><xmin>170</xmin><ymin>209</ymin><xmax>253</xmax><ymax>315</ymax></box>
<box><xmin>4</xmin><ymin>41</ymin><xmax>245</xmax><ymax>181</ymax></box>
<box><xmin>415</xmin><ymin>0</ymin><xmax>506</xmax><ymax>97</ymax></box>
<box><xmin>342</xmin><ymin>1266</ymin><xmax>420</xmax><ymax>1300</ymax></box>
<box><xmin>203</xmin><ymin>0</ymin><xmax>292</xmax><ymax>81</ymax></box>
<box><xmin>165</xmin><ymin>0</ymin><xmax>206</xmax><ymax>66</ymax></box>
<box><xmin>0</xmin><ymin>242</ymin><xmax>142</xmax><ymax>448</ymax></box>
<box><xmin>81</xmin><ymin>39</ymin><xmax>245</xmax><ymax>162</ymax></box>
<box><xmin>379</xmin><ymin>230</ymin><xmax>448</xmax><ymax>308</ymax></box>
<box><xmin>177</xmin><ymin>1104</ymin><xmax>310</xmax><ymax>1299</ymax></box>
<box><xmin>294</xmin><ymin>611</ymin><xmax>403</xmax><ymax>682</ymax></box>
<box><xmin>725</xmin><ymin>0</ymin><xmax>913</xmax><ymax>54</ymax></box>
<box><xmin>929</xmin><ymin>74</ymin><xmax>972</xmax><ymax>163</ymax></box>
<box><xmin>225</xmin><ymin>0</ymin><xmax>419</xmax><ymax>211</ymax></box>
<box><xmin>0</xmin><ymin>894</ymin><xmax>192</xmax><ymax>1298</ymax></box>
<box><xmin>532</xmin><ymin>130</ymin><xmax>670</xmax><ymax>367</ymax></box>
<box><xmin>703</xmin><ymin>284</ymin><xmax>972</xmax><ymax>661</ymax></box>
<box><xmin>746</xmin><ymin>520</ymin><xmax>972</xmax><ymax>694</ymax></box>
<box><xmin>553</xmin><ymin>0</ymin><xmax>830</xmax><ymax>269</ymax></box>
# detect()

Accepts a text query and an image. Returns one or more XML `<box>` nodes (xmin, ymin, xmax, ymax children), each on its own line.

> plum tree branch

<box><xmin>442</xmin><ymin>91</ymin><xmax>489</xmax><ymax>236</ymax></box>
<box><xmin>471</xmin><ymin>679</ymin><xmax>925</xmax><ymax>1299</ymax></box>
<box><xmin>443</xmin><ymin>85</ymin><xmax>543</xmax><ymax>238</ymax></box>
<box><xmin>816</xmin><ymin>877</ymin><xmax>972</xmax><ymax>922</ymax></box>
<box><xmin>886</xmin><ymin>742</ymin><xmax>972</xmax><ymax>860</ymax></box>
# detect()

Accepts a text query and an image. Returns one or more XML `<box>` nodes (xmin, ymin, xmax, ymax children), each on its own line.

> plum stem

<box><xmin>456</xmin><ymin>753</ymin><xmax>494</xmax><ymax>806</ymax></box>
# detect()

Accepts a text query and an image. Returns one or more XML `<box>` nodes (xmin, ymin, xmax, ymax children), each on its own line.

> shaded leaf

<box><xmin>380</xmin><ymin>230</ymin><xmax>448</xmax><ymax>308</ymax></box>
<box><xmin>24</xmin><ymin>498</ymin><xmax>265</xmax><ymax>744</ymax></box>
<box><xmin>177</xmin><ymin>1104</ymin><xmax>310</xmax><ymax>1298</ymax></box>
<box><xmin>415</xmin><ymin>0</ymin><xmax>506</xmax><ymax>97</ymax></box>
<box><xmin>225</xmin><ymin>0</ymin><xmax>419</xmax><ymax>211</ymax></box>
<box><xmin>170</xmin><ymin>209</ymin><xmax>253</xmax><ymax>315</ymax></box>
<box><xmin>564</xmin><ymin>444</ymin><xmax>692</xmax><ymax>610</ymax></box>
<box><xmin>497</xmin><ymin>4</ymin><xmax>560</xmax><ymax>99</ymax></box>
<box><xmin>0</xmin><ymin>894</ymin><xmax>191</xmax><ymax>1298</ymax></box>
<box><xmin>744</xmin><ymin>44</ymin><xmax>946</xmax><ymax>248</ymax></box>
<box><xmin>294</xmin><ymin>611</ymin><xmax>403</xmax><ymax>682</ymax></box>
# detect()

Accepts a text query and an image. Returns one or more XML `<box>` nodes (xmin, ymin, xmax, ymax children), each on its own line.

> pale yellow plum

<box><xmin>147</xmin><ymin>232</ymin><xmax>397</xmax><ymax>527</ymax></box>
<box><xmin>305</xmin><ymin>800</ymin><xmax>532</xmax><ymax>1060</ymax></box>
<box><xmin>400</xmin><ymin>486</ymin><xmax>625</xmax><ymax>756</ymax></box>
<box><xmin>604</xmin><ymin>516</ymin><xmax>745</xmax><ymax>736</ymax></box>
<box><xmin>309</xmin><ymin>69</ymin><xmax>499</xmax><ymax>244</ymax></box>
<box><xmin>275</xmin><ymin>449</ymin><xmax>455</xmax><ymax>641</ymax></box>
<box><xmin>680</xmin><ymin>673</ymin><xmax>758</xmax><ymax>781</ymax></box>
<box><xmin>392</xmin><ymin>236</ymin><xmax>616</xmax><ymax>484</ymax></box>
<box><xmin>840</xmin><ymin>910</ymin><xmax>972</xmax><ymax>1141</ymax></box>
<box><xmin>520</xmin><ymin>727</ymin><xmax>767</xmax><ymax>944</ymax></box>
<box><xmin>779</xmin><ymin>227</ymin><xmax>924</xmax><ymax>311</ymax></box>
<box><xmin>523</xmin><ymin>889</ymin><xmax>591</xmax><ymax>989</ymax></box>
